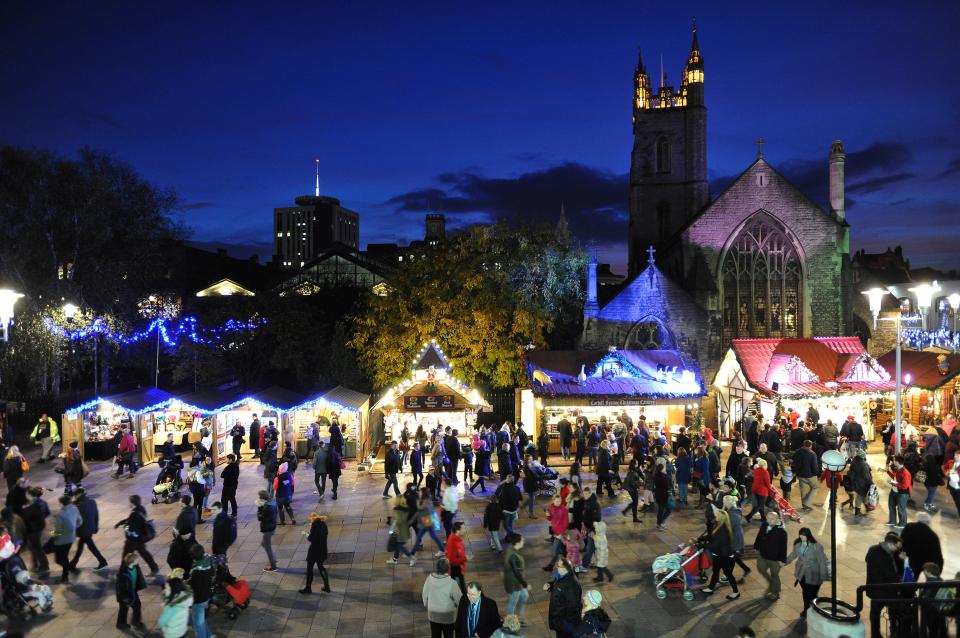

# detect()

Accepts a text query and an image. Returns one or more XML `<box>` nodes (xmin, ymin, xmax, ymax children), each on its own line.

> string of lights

<box><xmin>44</xmin><ymin>315</ymin><xmax>267</xmax><ymax>347</ymax></box>
<box><xmin>902</xmin><ymin>328</ymin><xmax>960</xmax><ymax>351</ymax></box>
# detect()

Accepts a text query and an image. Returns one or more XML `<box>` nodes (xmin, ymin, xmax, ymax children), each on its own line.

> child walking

<box><xmin>592</xmin><ymin>521</ymin><xmax>614</xmax><ymax>582</ymax></box>
<box><xmin>563</xmin><ymin>525</ymin><xmax>584</xmax><ymax>574</ymax></box>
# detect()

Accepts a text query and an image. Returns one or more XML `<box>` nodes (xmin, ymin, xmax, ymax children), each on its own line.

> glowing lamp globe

<box><xmin>63</xmin><ymin>302</ymin><xmax>79</xmax><ymax>320</ymax></box>
<box><xmin>949</xmin><ymin>293</ymin><xmax>960</xmax><ymax>312</ymax></box>
<box><xmin>822</xmin><ymin>449</ymin><xmax>847</xmax><ymax>473</ymax></box>
<box><xmin>0</xmin><ymin>289</ymin><xmax>24</xmax><ymax>326</ymax></box>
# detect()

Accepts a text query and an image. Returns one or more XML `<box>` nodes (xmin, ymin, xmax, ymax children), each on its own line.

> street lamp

<box><xmin>809</xmin><ymin>449</ymin><xmax>862</xmax><ymax>633</ymax></box>
<box><xmin>861</xmin><ymin>287</ymin><xmax>889</xmax><ymax>330</ymax></box>
<box><xmin>908</xmin><ymin>281</ymin><xmax>939</xmax><ymax>330</ymax></box>
<box><xmin>0</xmin><ymin>289</ymin><xmax>25</xmax><ymax>342</ymax></box>
<box><xmin>62</xmin><ymin>302</ymin><xmax>78</xmax><ymax>321</ymax></box>
<box><xmin>880</xmin><ymin>312</ymin><xmax>920</xmax><ymax>456</ymax></box>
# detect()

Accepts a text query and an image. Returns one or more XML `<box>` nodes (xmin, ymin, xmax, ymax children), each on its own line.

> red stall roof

<box><xmin>875</xmin><ymin>350</ymin><xmax>960</xmax><ymax>390</ymax></box>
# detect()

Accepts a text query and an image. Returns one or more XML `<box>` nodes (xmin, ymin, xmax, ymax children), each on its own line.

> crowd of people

<box><xmin>0</xmin><ymin>406</ymin><xmax>959</xmax><ymax>637</ymax></box>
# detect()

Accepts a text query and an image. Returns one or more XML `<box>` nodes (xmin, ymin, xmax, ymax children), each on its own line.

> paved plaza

<box><xmin>4</xmin><ymin>443</ymin><xmax>959</xmax><ymax>638</ymax></box>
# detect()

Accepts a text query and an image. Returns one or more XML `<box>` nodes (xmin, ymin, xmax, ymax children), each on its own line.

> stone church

<box><xmin>581</xmin><ymin>23</ymin><xmax>853</xmax><ymax>391</ymax></box>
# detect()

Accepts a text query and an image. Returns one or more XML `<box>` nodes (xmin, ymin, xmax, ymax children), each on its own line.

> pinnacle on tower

<box><xmin>682</xmin><ymin>18</ymin><xmax>704</xmax><ymax>105</ymax></box>
<box><xmin>633</xmin><ymin>47</ymin><xmax>651</xmax><ymax>115</ymax></box>
<box><xmin>314</xmin><ymin>158</ymin><xmax>320</xmax><ymax>197</ymax></box>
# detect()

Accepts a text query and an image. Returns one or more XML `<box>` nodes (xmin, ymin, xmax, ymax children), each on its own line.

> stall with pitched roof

<box><xmin>876</xmin><ymin>350</ymin><xmax>960</xmax><ymax>427</ymax></box>
<box><xmin>521</xmin><ymin>348</ymin><xmax>705</xmax><ymax>452</ymax></box>
<box><xmin>713</xmin><ymin>337</ymin><xmax>895</xmax><ymax>439</ymax></box>
<box><xmin>288</xmin><ymin>386</ymin><xmax>370</xmax><ymax>459</ymax></box>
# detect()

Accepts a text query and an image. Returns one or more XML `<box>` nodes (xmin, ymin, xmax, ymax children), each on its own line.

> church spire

<box><xmin>682</xmin><ymin>17</ymin><xmax>704</xmax><ymax>106</ymax></box>
<box><xmin>633</xmin><ymin>47</ymin><xmax>651</xmax><ymax>118</ymax></box>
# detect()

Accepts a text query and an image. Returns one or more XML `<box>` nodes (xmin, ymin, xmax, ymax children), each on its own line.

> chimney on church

<box><xmin>829</xmin><ymin>140</ymin><xmax>845</xmax><ymax>222</ymax></box>
<box><xmin>585</xmin><ymin>256</ymin><xmax>599</xmax><ymax>318</ymax></box>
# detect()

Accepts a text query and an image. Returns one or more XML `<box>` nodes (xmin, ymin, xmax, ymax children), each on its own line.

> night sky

<box><xmin>2</xmin><ymin>2</ymin><xmax>958</xmax><ymax>273</ymax></box>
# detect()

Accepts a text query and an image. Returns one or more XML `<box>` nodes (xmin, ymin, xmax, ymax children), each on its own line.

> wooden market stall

<box><xmin>876</xmin><ymin>350</ymin><xmax>960</xmax><ymax>427</ymax></box>
<box><xmin>369</xmin><ymin>341</ymin><xmax>491</xmax><ymax>462</ymax></box>
<box><xmin>288</xmin><ymin>386</ymin><xmax>370</xmax><ymax>459</ymax></box>
<box><xmin>202</xmin><ymin>386</ymin><xmax>305</xmax><ymax>465</ymax></box>
<box><xmin>62</xmin><ymin>388</ymin><xmax>176</xmax><ymax>463</ymax></box>
<box><xmin>713</xmin><ymin>337</ymin><xmax>895</xmax><ymax>439</ymax></box>
<box><xmin>521</xmin><ymin>349</ymin><xmax>704</xmax><ymax>452</ymax></box>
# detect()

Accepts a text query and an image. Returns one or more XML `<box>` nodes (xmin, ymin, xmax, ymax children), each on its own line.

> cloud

<box><xmin>188</xmin><ymin>239</ymin><xmax>272</xmax><ymax>262</ymax></box>
<box><xmin>384</xmin><ymin>162</ymin><xmax>629</xmax><ymax>243</ymax></box>
<box><xmin>181</xmin><ymin>201</ymin><xmax>216</xmax><ymax>210</ymax></box>
<box><xmin>937</xmin><ymin>158</ymin><xmax>960</xmax><ymax>179</ymax></box>
<box><xmin>847</xmin><ymin>172</ymin><xmax>916</xmax><ymax>195</ymax></box>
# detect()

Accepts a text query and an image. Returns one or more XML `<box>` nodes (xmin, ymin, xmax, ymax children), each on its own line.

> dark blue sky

<box><xmin>3</xmin><ymin>2</ymin><xmax>958</xmax><ymax>272</ymax></box>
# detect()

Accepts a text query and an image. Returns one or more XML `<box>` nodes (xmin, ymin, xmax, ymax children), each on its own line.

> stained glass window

<box><xmin>721</xmin><ymin>216</ymin><xmax>802</xmax><ymax>340</ymax></box>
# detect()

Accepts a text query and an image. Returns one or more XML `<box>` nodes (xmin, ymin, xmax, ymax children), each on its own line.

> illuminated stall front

<box><xmin>714</xmin><ymin>337</ymin><xmax>894</xmax><ymax>439</ymax></box>
<box><xmin>521</xmin><ymin>349</ymin><xmax>705</xmax><ymax>453</ymax></box>
<box><xmin>62</xmin><ymin>388</ymin><xmax>176</xmax><ymax>463</ymax></box>
<box><xmin>206</xmin><ymin>387</ymin><xmax>305</xmax><ymax>465</ymax></box>
<box><xmin>370</xmin><ymin>341</ymin><xmax>491</xmax><ymax>456</ymax></box>
<box><xmin>876</xmin><ymin>350</ymin><xmax>960</xmax><ymax>426</ymax></box>
<box><xmin>288</xmin><ymin>386</ymin><xmax>370</xmax><ymax>459</ymax></box>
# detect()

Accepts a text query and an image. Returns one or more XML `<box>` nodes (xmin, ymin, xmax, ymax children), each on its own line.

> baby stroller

<box><xmin>152</xmin><ymin>458</ymin><xmax>184</xmax><ymax>504</ymax></box>
<box><xmin>533</xmin><ymin>464</ymin><xmax>558</xmax><ymax>497</ymax></box>
<box><xmin>207</xmin><ymin>554</ymin><xmax>249</xmax><ymax>620</ymax></box>
<box><xmin>0</xmin><ymin>538</ymin><xmax>53</xmax><ymax>618</ymax></box>
<box><xmin>653</xmin><ymin>541</ymin><xmax>711</xmax><ymax>600</ymax></box>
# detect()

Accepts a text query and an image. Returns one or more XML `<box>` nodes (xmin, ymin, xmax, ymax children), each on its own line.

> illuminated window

<box><xmin>721</xmin><ymin>215</ymin><xmax>802</xmax><ymax>340</ymax></box>
<box><xmin>656</xmin><ymin>137</ymin><xmax>671</xmax><ymax>174</ymax></box>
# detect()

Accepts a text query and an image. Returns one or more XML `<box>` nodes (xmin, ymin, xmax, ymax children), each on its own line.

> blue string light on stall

<box><xmin>45</xmin><ymin>315</ymin><xmax>267</xmax><ymax>347</ymax></box>
<box><xmin>902</xmin><ymin>328</ymin><xmax>960</xmax><ymax>351</ymax></box>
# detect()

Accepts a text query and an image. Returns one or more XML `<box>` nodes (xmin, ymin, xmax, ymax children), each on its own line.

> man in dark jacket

<box><xmin>444</xmin><ymin>429</ymin><xmax>462</xmax><ymax>484</ymax></box>
<box><xmin>755</xmin><ymin>443</ymin><xmax>779</xmax><ymax>479</ymax></box>
<box><xmin>69</xmin><ymin>488</ymin><xmax>107</xmax><ymax>571</ymax></box>
<box><xmin>229</xmin><ymin>423</ymin><xmax>245</xmax><ymax>458</ymax></box>
<box><xmin>249</xmin><ymin>414</ymin><xmax>261</xmax><ymax>459</ymax></box>
<box><xmin>865</xmin><ymin>532</ymin><xmax>905</xmax><ymax>638</ymax></box>
<box><xmin>382</xmin><ymin>441</ymin><xmax>402</xmax><ymax>497</ymax></box>
<box><xmin>211</xmin><ymin>501</ymin><xmax>237</xmax><ymax>556</ymax></box>
<box><xmin>545</xmin><ymin>559</ymin><xmax>582</xmax><ymax>637</ymax></box>
<box><xmin>220</xmin><ymin>453</ymin><xmax>240</xmax><ymax>517</ymax></box>
<box><xmin>793</xmin><ymin>440</ymin><xmax>820</xmax><ymax>511</ymax></box>
<box><xmin>22</xmin><ymin>487</ymin><xmax>50</xmax><ymax>572</ymax></box>
<box><xmin>788</xmin><ymin>425</ymin><xmax>807</xmax><ymax>455</ymax></box>
<box><xmin>455</xmin><ymin>581</ymin><xmax>502</xmax><ymax>638</ymax></box>
<box><xmin>174</xmin><ymin>496</ymin><xmax>198</xmax><ymax>539</ymax></box>
<box><xmin>188</xmin><ymin>544</ymin><xmax>213</xmax><ymax>638</ymax></box>
<box><xmin>675</xmin><ymin>427</ymin><xmax>692</xmax><ymax>457</ymax></box>
<box><xmin>840</xmin><ymin>416</ymin><xmax>865</xmax><ymax>458</ymax></box>
<box><xmin>257</xmin><ymin>490</ymin><xmax>278</xmax><ymax>571</ymax></box>
<box><xmin>753</xmin><ymin>510</ymin><xmax>788</xmax><ymax>600</ymax></box>
<box><xmin>899</xmin><ymin>512</ymin><xmax>943</xmax><ymax>573</ymax></box>
<box><xmin>557</xmin><ymin>416</ymin><xmax>572</xmax><ymax>462</ymax></box>
<box><xmin>494</xmin><ymin>476</ymin><xmax>522</xmax><ymax>535</ymax></box>
<box><xmin>262</xmin><ymin>440</ymin><xmax>279</xmax><ymax>498</ymax></box>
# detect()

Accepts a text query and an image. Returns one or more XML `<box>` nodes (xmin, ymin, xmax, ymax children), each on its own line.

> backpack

<box><xmin>143</xmin><ymin>519</ymin><xmax>157</xmax><ymax>542</ymax></box>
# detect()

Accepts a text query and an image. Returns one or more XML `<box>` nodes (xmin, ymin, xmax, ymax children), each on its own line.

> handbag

<box><xmin>667</xmin><ymin>492</ymin><xmax>677</xmax><ymax>510</ymax></box>
<box><xmin>20</xmin><ymin>458</ymin><xmax>29</xmax><ymax>472</ymax></box>
<box><xmin>339</xmin><ymin>459</ymin><xmax>346</xmax><ymax>470</ymax></box>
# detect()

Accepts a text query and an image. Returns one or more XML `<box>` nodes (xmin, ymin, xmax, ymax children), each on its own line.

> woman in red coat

<box><xmin>744</xmin><ymin>458</ymin><xmax>771</xmax><ymax>523</ymax></box>
<box><xmin>445</xmin><ymin>521</ymin><xmax>468</xmax><ymax>595</ymax></box>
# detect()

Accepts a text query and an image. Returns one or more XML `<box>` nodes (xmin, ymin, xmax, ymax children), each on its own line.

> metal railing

<box><xmin>856</xmin><ymin>580</ymin><xmax>960</xmax><ymax>637</ymax></box>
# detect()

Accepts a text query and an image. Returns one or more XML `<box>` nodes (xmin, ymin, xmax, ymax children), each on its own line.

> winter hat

<box><xmin>782</xmin><ymin>469</ymin><xmax>794</xmax><ymax>483</ymax></box>
<box><xmin>585</xmin><ymin>589</ymin><xmax>602</xmax><ymax>608</ymax></box>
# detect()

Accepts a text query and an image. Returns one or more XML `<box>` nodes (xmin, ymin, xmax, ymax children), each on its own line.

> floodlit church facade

<box><xmin>581</xmin><ymin>23</ymin><xmax>853</xmax><ymax>402</ymax></box>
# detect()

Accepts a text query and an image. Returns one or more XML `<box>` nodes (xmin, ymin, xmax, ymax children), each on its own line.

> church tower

<box><xmin>628</xmin><ymin>21</ymin><xmax>708</xmax><ymax>277</ymax></box>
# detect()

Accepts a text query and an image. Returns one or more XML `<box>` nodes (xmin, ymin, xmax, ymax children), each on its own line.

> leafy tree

<box><xmin>349</xmin><ymin>222</ymin><xmax>585</xmax><ymax>389</ymax></box>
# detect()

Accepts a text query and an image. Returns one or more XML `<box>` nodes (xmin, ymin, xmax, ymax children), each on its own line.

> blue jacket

<box><xmin>75</xmin><ymin>496</ymin><xmax>100</xmax><ymax>536</ymax></box>
<box><xmin>694</xmin><ymin>456</ymin><xmax>711</xmax><ymax>486</ymax></box>
<box><xmin>274</xmin><ymin>472</ymin><xmax>295</xmax><ymax>504</ymax></box>
<box><xmin>410</xmin><ymin>450</ymin><xmax>422</xmax><ymax>473</ymax></box>
<box><xmin>675</xmin><ymin>456</ymin><xmax>692</xmax><ymax>484</ymax></box>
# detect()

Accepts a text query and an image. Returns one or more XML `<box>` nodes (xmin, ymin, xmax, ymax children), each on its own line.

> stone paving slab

<box><xmin>2</xmin><ymin>443</ymin><xmax>959</xmax><ymax>637</ymax></box>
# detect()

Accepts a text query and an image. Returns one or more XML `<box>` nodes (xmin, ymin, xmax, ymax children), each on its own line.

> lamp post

<box><xmin>949</xmin><ymin>293</ymin><xmax>960</xmax><ymax>343</ymax></box>
<box><xmin>861</xmin><ymin>287</ymin><xmax>889</xmax><ymax>330</ymax></box>
<box><xmin>908</xmin><ymin>281</ymin><xmax>939</xmax><ymax>330</ymax></box>
<box><xmin>880</xmin><ymin>312</ymin><xmax>919</xmax><ymax>456</ymax></box>
<box><xmin>0</xmin><ymin>289</ymin><xmax>24</xmax><ymax>342</ymax></box>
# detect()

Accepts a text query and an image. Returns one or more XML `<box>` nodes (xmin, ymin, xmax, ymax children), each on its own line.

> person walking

<box><xmin>257</xmin><ymin>490</ymin><xmax>278</xmax><ymax>572</ymax></box>
<box><xmin>211</xmin><ymin>502</ymin><xmax>237</xmax><ymax>557</ymax></box>
<box><xmin>455</xmin><ymin>581</ymin><xmax>502</xmax><ymax>638</ymax></box>
<box><xmin>386</xmin><ymin>495</ymin><xmax>417</xmax><ymax>566</ymax></box>
<box><xmin>383</xmin><ymin>441</ymin><xmax>402</xmax><ymax>498</ymax></box>
<box><xmin>724</xmin><ymin>495</ymin><xmax>751</xmax><ymax>582</ymax></box>
<box><xmin>522</xmin><ymin>457</ymin><xmax>539</xmax><ymax>519</ymax></box>
<box><xmin>261</xmin><ymin>440</ymin><xmax>279</xmax><ymax>499</ymax></box>
<box><xmin>22</xmin><ymin>486</ymin><xmax>50</xmax><ymax>572</ymax></box>
<box><xmin>219</xmin><ymin>454</ymin><xmax>239</xmax><ymax>517</ymax></box>
<box><xmin>312</xmin><ymin>440</ymin><xmax>329</xmax><ymax>497</ymax></box>
<box><xmin>299</xmin><ymin>512</ymin><xmax>331</xmax><ymax>595</ymax></box>
<box><xmin>422</xmin><ymin>557</ymin><xmax>462</xmax><ymax>638</ymax></box>
<box><xmin>848</xmin><ymin>450</ymin><xmax>874</xmax><ymax>517</ymax></box>
<box><xmin>595</xmin><ymin>442</ymin><xmax>615</xmax><ymax>498</ymax></box>
<box><xmin>329</xmin><ymin>420</ymin><xmax>345</xmax><ymax>458</ymax></box>
<box><xmin>653</xmin><ymin>460</ymin><xmax>671</xmax><ymax>530</ymax></box>
<box><xmin>544</xmin><ymin>557</ymin><xmax>582</xmax><ymax>638</ymax></box>
<box><xmin>67</xmin><ymin>487</ymin><xmax>107</xmax><ymax>572</ymax></box>
<box><xmin>793</xmin><ymin>440</ymin><xmax>820</xmax><ymax>512</ymax></box>
<box><xmin>865</xmin><ymin>532</ymin><xmax>905</xmax><ymax>638</ymax></box>
<box><xmin>327</xmin><ymin>444</ymin><xmax>342</xmax><ymax>500</ymax></box>
<box><xmin>441</xmin><ymin>477</ymin><xmax>460</xmax><ymax>538</ymax></box>
<box><xmin>413</xmin><ymin>494</ymin><xmax>446</xmax><ymax>556</ymax></box>
<box><xmin>52</xmin><ymin>493</ymin><xmax>82</xmax><ymax>583</ymax></box>
<box><xmin>274</xmin><ymin>461</ymin><xmax>297</xmax><ymax>525</ymax></box>
<box><xmin>503</xmin><ymin>533</ymin><xmax>530</xmax><ymax>624</ymax></box>
<box><xmin>743</xmin><ymin>458</ymin><xmax>771</xmax><ymax>523</ymax></box>
<box><xmin>158</xmin><ymin>570</ymin><xmax>194</xmax><ymax>638</ymax></box>
<box><xmin>445</xmin><ymin>521</ymin><xmax>468</xmax><ymax>594</ymax></box>
<box><xmin>30</xmin><ymin>413</ymin><xmax>60</xmax><ymax>463</ymax></box>
<box><xmin>3</xmin><ymin>445</ymin><xmax>26</xmax><ymax>491</ymax></box>
<box><xmin>174</xmin><ymin>495</ymin><xmax>198</xmax><ymax>540</ymax></box>
<box><xmin>305</xmin><ymin>420</ymin><xmax>320</xmax><ymax>462</ymax></box>
<box><xmin>701</xmin><ymin>509</ymin><xmax>741</xmax><ymax>600</ymax></box>
<box><xmin>115</xmin><ymin>494</ymin><xmax>160</xmax><ymax>575</ymax></box>
<box><xmin>886</xmin><ymin>454</ymin><xmax>912</xmax><ymax>527</ymax></box>
<box><xmin>784</xmin><ymin>527</ymin><xmax>829</xmax><ymax>618</ymax></box>
<box><xmin>412</xmin><ymin>442</ymin><xmax>425</xmax><ymax>490</ymax></box>
<box><xmin>592</xmin><ymin>521</ymin><xmax>614</xmax><ymax>583</ymax></box>
<box><xmin>483</xmin><ymin>497</ymin><xmax>503</xmax><ymax>553</ymax></box>
<box><xmin>187</xmin><ymin>465</ymin><xmax>207</xmax><ymax>524</ymax></box>
<box><xmin>115</xmin><ymin>552</ymin><xmax>147</xmax><ymax>630</ymax></box>
<box><xmin>753</xmin><ymin>510</ymin><xmax>787</xmax><ymax>600</ymax></box>
<box><xmin>114</xmin><ymin>428</ymin><xmax>138</xmax><ymax>478</ymax></box>
<box><xmin>188</xmin><ymin>544</ymin><xmax>214</xmax><ymax>638</ymax></box>
<box><xmin>495</xmin><ymin>476</ymin><xmax>522</xmax><ymax>535</ymax></box>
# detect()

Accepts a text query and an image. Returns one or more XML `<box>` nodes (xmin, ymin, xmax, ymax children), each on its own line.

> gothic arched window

<box><xmin>656</xmin><ymin>136</ymin><xmax>671</xmax><ymax>174</ymax></box>
<box><xmin>625</xmin><ymin>319</ymin><xmax>674</xmax><ymax>350</ymax></box>
<box><xmin>721</xmin><ymin>215</ymin><xmax>802</xmax><ymax>341</ymax></box>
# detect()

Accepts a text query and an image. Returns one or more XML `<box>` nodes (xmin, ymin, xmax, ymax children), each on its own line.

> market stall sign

<box><xmin>589</xmin><ymin>399</ymin><xmax>655</xmax><ymax>407</ymax></box>
<box><xmin>404</xmin><ymin>395</ymin><xmax>455</xmax><ymax>410</ymax></box>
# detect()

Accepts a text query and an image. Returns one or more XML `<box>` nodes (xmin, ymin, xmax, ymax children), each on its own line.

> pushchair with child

<box><xmin>152</xmin><ymin>456</ymin><xmax>184</xmax><ymax>504</ymax></box>
<box><xmin>0</xmin><ymin>535</ymin><xmax>53</xmax><ymax>618</ymax></box>
<box><xmin>207</xmin><ymin>554</ymin><xmax>249</xmax><ymax>619</ymax></box>
<box><xmin>531</xmin><ymin>463</ymin><xmax>558</xmax><ymax>496</ymax></box>
<box><xmin>653</xmin><ymin>539</ymin><xmax>711</xmax><ymax>600</ymax></box>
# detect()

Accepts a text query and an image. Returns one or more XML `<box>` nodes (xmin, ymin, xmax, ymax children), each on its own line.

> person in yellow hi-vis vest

<box><xmin>30</xmin><ymin>413</ymin><xmax>60</xmax><ymax>463</ymax></box>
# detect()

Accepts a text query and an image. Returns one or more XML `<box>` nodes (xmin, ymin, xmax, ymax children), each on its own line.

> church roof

<box><xmin>594</xmin><ymin>262</ymin><xmax>705</xmax><ymax>323</ymax></box>
<box><xmin>725</xmin><ymin>337</ymin><xmax>893</xmax><ymax>397</ymax></box>
<box><xmin>527</xmin><ymin>349</ymin><xmax>703</xmax><ymax>399</ymax></box>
